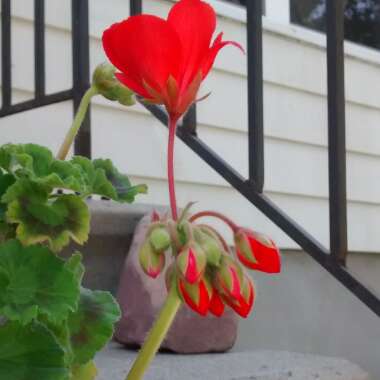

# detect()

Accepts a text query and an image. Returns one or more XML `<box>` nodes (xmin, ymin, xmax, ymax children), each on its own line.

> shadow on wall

<box><xmin>234</xmin><ymin>251</ymin><xmax>380</xmax><ymax>379</ymax></box>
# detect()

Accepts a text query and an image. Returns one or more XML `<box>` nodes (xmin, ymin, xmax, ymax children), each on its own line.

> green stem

<box><xmin>56</xmin><ymin>86</ymin><xmax>98</xmax><ymax>160</ymax></box>
<box><xmin>189</xmin><ymin>211</ymin><xmax>239</xmax><ymax>233</ymax></box>
<box><xmin>125</xmin><ymin>284</ymin><xmax>182</xmax><ymax>380</ymax></box>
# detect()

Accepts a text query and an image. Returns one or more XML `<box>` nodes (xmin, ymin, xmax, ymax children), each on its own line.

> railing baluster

<box><xmin>34</xmin><ymin>0</ymin><xmax>45</xmax><ymax>99</ymax></box>
<box><xmin>182</xmin><ymin>105</ymin><xmax>197</xmax><ymax>136</ymax></box>
<box><xmin>326</xmin><ymin>0</ymin><xmax>348</xmax><ymax>265</ymax></box>
<box><xmin>246</xmin><ymin>0</ymin><xmax>264</xmax><ymax>192</ymax></box>
<box><xmin>130</xmin><ymin>0</ymin><xmax>142</xmax><ymax>15</ymax></box>
<box><xmin>71</xmin><ymin>0</ymin><xmax>91</xmax><ymax>157</ymax></box>
<box><xmin>1</xmin><ymin>0</ymin><xmax>12</xmax><ymax>110</ymax></box>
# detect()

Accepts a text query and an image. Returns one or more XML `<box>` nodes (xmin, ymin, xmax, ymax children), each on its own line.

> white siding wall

<box><xmin>2</xmin><ymin>0</ymin><xmax>380</xmax><ymax>252</ymax></box>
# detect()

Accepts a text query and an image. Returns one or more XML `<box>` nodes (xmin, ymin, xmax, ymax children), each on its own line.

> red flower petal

<box><xmin>247</xmin><ymin>233</ymin><xmax>281</xmax><ymax>274</ymax></box>
<box><xmin>178</xmin><ymin>278</ymin><xmax>210</xmax><ymax>316</ymax></box>
<box><xmin>115</xmin><ymin>73</ymin><xmax>152</xmax><ymax>100</ymax></box>
<box><xmin>201</xmin><ymin>32</ymin><xmax>245</xmax><ymax>80</ymax></box>
<box><xmin>235</xmin><ymin>228</ymin><xmax>281</xmax><ymax>274</ymax></box>
<box><xmin>209</xmin><ymin>288</ymin><xmax>225</xmax><ymax>317</ymax></box>
<box><xmin>168</xmin><ymin>0</ymin><xmax>216</xmax><ymax>91</ymax></box>
<box><xmin>223</xmin><ymin>278</ymin><xmax>255</xmax><ymax>318</ymax></box>
<box><xmin>103</xmin><ymin>15</ymin><xmax>182</xmax><ymax>97</ymax></box>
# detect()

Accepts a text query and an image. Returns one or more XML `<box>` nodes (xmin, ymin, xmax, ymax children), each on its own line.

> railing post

<box><xmin>72</xmin><ymin>0</ymin><xmax>91</xmax><ymax>157</ymax></box>
<box><xmin>1</xmin><ymin>0</ymin><xmax>12</xmax><ymax>110</ymax></box>
<box><xmin>326</xmin><ymin>0</ymin><xmax>348</xmax><ymax>265</ymax></box>
<box><xmin>247</xmin><ymin>0</ymin><xmax>265</xmax><ymax>192</ymax></box>
<box><xmin>182</xmin><ymin>105</ymin><xmax>197</xmax><ymax>136</ymax></box>
<box><xmin>130</xmin><ymin>0</ymin><xmax>142</xmax><ymax>15</ymax></box>
<box><xmin>34</xmin><ymin>0</ymin><xmax>46</xmax><ymax>99</ymax></box>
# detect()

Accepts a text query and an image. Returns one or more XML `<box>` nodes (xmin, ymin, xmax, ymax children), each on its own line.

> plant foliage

<box><xmin>0</xmin><ymin>143</ymin><xmax>145</xmax><ymax>379</ymax></box>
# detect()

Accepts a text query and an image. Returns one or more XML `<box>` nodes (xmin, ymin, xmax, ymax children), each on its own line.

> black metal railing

<box><xmin>0</xmin><ymin>0</ymin><xmax>379</xmax><ymax>318</ymax></box>
<box><xmin>0</xmin><ymin>0</ymin><xmax>91</xmax><ymax>156</ymax></box>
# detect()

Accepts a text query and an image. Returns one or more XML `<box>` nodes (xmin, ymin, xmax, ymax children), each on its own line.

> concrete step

<box><xmin>95</xmin><ymin>343</ymin><xmax>371</xmax><ymax>380</ymax></box>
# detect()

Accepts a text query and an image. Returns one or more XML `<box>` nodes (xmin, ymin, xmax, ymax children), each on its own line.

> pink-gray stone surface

<box><xmin>114</xmin><ymin>213</ymin><xmax>238</xmax><ymax>354</ymax></box>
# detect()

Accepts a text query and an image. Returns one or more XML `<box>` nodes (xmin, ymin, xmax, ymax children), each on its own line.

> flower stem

<box><xmin>56</xmin><ymin>86</ymin><xmax>98</xmax><ymax>160</ymax></box>
<box><xmin>125</xmin><ymin>284</ymin><xmax>182</xmax><ymax>380</ymax></box>
<box><xmin>189</xmin><ymin>211</ymin><xmax>239</xmax><ymax>232</ymax></box>
<box><xmin>168</xmin><ymin>117</ymin><xmax>179</xmax><ymax>220</ymax></box>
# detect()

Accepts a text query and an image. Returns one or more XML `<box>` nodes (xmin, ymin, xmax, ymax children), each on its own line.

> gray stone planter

<box><xmin>64</xmin><ymin>200</ymin><xmax>238</xmax><ymax>353</ymax></box>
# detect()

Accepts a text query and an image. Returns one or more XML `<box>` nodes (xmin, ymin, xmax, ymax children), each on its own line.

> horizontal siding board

<box><xmin>4</xmin><ymin>2</ymin><xmax>380</xmax><ymax>108</ymax></box>
<box><xmin>2</xmin><ymin>96</ymin><xmax>380</xmax><ymax>206</ymax></box>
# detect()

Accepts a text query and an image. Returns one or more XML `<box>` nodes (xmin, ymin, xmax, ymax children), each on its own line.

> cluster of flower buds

<box><xmin>139</xmin><ymin>207</ymin><xmax>281</xmax><ymax>318</ymax></box>
<box><xmin>92</xmin><ymin>63</ymin><xmax>136</xmax><ymax>106</ymax></box>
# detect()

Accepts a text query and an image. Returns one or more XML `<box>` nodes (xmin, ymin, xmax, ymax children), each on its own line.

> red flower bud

<box><xmin>222</xmin><ymin>275</ymin><xmax>255</xmax><ymax>318</ymax></box>
<box><xmin>151</xmin><ymin>210</ymin><xmax>161</xmax><ymax>222</ymax></box>
<box><xmin>214</xmin><ymin>255</ymin><xmax>244</xmax><ymax>300</ymax></box>
<box><xmin>178</xmin><ymin>276</ymin><xmax>212</xmax><ymax>316</ymax></box>
<box><xmin>209</xmin><ymin>288</ymin><xmax>225</xmax><ymax>317</ymax></box>
<box><xmin>234</xmin><ymin>228</ymin><xmax>281</xmax><ymax>274</ymax></box>
<box><xmin>176</xmin><ymin>242</ymin><xmax>206</xmax><ymax>284</ymax></box>
<box><xmin>139</xmin><ymin>240</ymin><xmax>165</xmax><ymax>279</ymax></box>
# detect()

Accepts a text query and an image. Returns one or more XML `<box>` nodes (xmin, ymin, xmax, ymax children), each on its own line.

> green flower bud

<box><xmin>139</xmin><ymin>240</ymin><xmax>165</xmax><ymax>279</ymax></box>
<box><xmin>150</xmin><ymin>227</ymin><xmax>171</xmax><ymax>252</ymax></box>
<box><xmin>194</xmin><ymin>227</ymin><xmax>223</xmax><ymax>267</ymax></box>
<box><xmin>201</xmin><ymin>237</ymin><xmax>222</xmax><ymax>267</ymax></box>
<box><xmin>92</xmin><ymin>63</ymin><xmax>135</xmax><ymax>106</ymax></box>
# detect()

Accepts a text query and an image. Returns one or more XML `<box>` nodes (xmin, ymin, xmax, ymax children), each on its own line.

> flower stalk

<box><xmin>168</xmin><ymin>117</ymin><xmax>179</xmax><ymax>220</ymax></box>
<box><xmin>125</xmin><ymin>115</ymin><xmax>184</xmax><ymax>379</ymax></box>
<box><xmin>190</xmin><ymin>210</ymin><xmax>239</xmax><ymax>232</ymax></box>
<box><xmin>125</xmin><ymin>281</ymin><xmax>181</xmax><ymax>380</ymax></box>
<box><xmin>56</xmin><ymin>86</ymin><xmax>98</xmax><ymax>160</ymax></box>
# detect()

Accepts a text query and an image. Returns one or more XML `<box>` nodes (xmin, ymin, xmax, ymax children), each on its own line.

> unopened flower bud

<box><xmin>214</xmin><ymin>255</ymin><xmax>244</xmax><ymax>300</ymax></box>
<box><xmin>177</xmin><ymin>276</ymin><xmax>212</xmax><ymax>316</ymax></box>
<box><xmin>222</xmin><ymin>275</ymin><xmax>255</xmax><ymax>318</ymax></box>
<box><xmin>93</xmin><ymin>63</ymin><xmax>135</xmax><ymax>106</ymax></box>
<box><xmin>234</xmin><ymin>228</ymin><xmax>281</xmax><ymax>273</ymax></box>
<box><xmin>139</xmin><ymin>240</ymin><xmax>165</xmax><ymax>279</ymax></box>
<box><xmin>198</xmin><ymin>233</ymin><xmax>222</xmax><ymax>267</ymax></box>
<box><xmin>176</xmin><ymin>241</ymin><xmax>206</xmax><ymax>284</ymax></box>
<box><xmin>150</xmin><ymin>227</ymin><xmax>171</xmax><ymax>252</ymax></box>
<box><xmin>151</xmin><ymin>210</ymin><xmax>161</xmax><ymax>222</ymax></box>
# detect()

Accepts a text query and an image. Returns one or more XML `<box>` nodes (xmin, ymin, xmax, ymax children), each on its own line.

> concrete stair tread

<box><xmin>95</xmin><ymin>343</ymin><xmax>370</xmax><ymax>380</ymax></box>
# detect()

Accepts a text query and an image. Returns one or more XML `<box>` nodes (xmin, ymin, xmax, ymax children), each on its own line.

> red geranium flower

<box><xmin>102</xmin><ymin>0</ymin><xmax>243</xmax><ymax>120</ymax></box>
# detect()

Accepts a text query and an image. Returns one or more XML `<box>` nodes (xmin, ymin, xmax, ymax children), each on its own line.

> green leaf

<box><xmin>7</xmin><ymin>193</ymin><xmax>90</xmax><ymax>251</ymax></box>
<box><xmin>71</xmin><ymin>361</ymin><xmax>98</xmax><ymax>380</ymax></box>
<box><xmin>68</xmin><ymin>287</ymin><xmax>121</xmax><ymax>365</ymax></box>
<box><xmin>93</xmin><ymin>158</ymin><xmax>147</xmax><ymax>202</ymax></box>
<box><xmin>22</xmin><ymin>144</ymin><xmax>54</xmax><ymax>177</ymax></box>
<box><xmin>0</xmin><ymin>144</ymin><xmax>82</xmax><ymax>192</ymax></box>
<box><xmin>66</xmin><ymin>253</ymin><xmax>85</xmax><ymax>283</ymax></box>
<box><xmin>0</xmin><ymin>320</ymin><xmax>69</xmax><ymax>380</ymax></box>
<box><xmin>0</xmin><ymin>144</ymin><xmax>146</xmax><ymax>203</ymax></box>
<box><xmin>0</xmin><ymin>240</ymin><xmax>81</xmax><ymax>325</ymax></box>
<box><xmin>71</xmin><ymin>156</ymin><xmax>116</xmax><ymax>199</ymax></box>
<box><xmin>0</xmin><ymin>171</ymin><xmax>16</xmax><ymax>220</ymax></box>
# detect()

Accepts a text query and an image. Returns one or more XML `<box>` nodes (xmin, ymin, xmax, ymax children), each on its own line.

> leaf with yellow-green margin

<box><xmin>71</xmin><ymin>361</ymin><xmax>98</xmax><ymax>380</ymax></box>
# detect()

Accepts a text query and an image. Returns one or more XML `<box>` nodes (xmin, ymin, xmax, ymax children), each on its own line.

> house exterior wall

<box><xmin>2</xmin><ymin>0</ymin><xmax>380</xmax><ymax>252</ymax></box>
